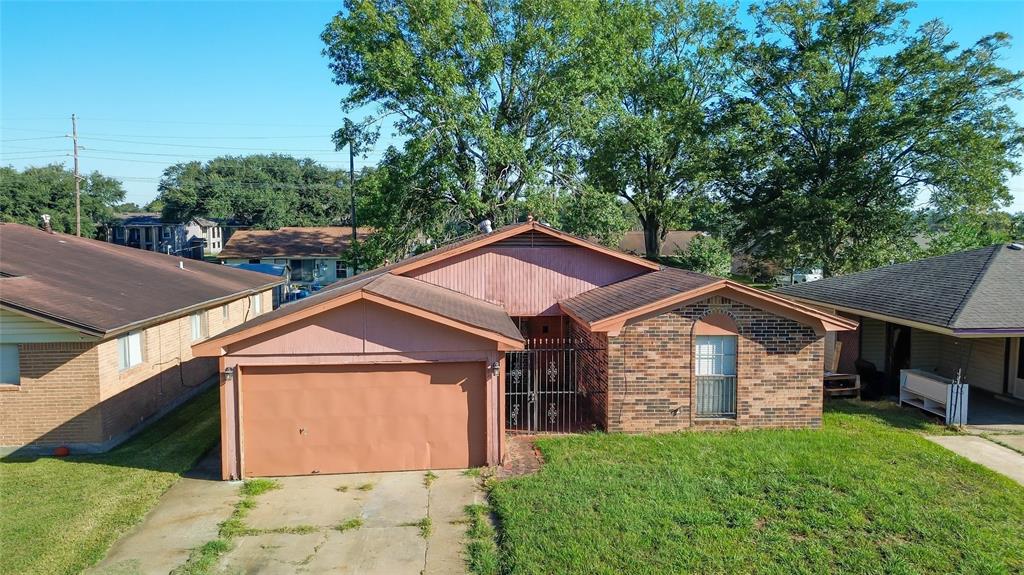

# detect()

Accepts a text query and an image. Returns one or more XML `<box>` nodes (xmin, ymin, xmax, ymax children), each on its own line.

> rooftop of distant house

<box><xmin>218</xmin><ymin>226</ymin><xmax>374</xmax><ymax>259</ymax></box>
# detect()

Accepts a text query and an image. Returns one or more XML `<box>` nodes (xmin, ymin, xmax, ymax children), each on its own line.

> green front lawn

<box><xmin>0</xmin><ymin>388</ymin><xmax>220</xmax><ymax>575</ymax></box>
<box><xmin>489</xmin><ymin>402</ymin><xmax>1024</xmax><ymax>574</ymax></box>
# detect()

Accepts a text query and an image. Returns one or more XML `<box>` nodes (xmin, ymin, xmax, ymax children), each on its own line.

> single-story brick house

<box><xmin>0</xmin><ymin>223</ymin><xmax>284</xmax><ymax>455</ymax></box>
<box><xmin>193</xmin><ymin>222</ymin><xmax>856</xmax><ymax>479</ymax></box>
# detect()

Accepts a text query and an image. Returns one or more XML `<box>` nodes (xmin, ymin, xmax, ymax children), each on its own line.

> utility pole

<box><xmin>348</xmin><ymin>129</ymin><xmax>358</xmax><ymax>275</ymax></box>
<box><xmin>71</xmin><ymin>114</ymin><xmax>81</xmax><ymax>236</ymax></box>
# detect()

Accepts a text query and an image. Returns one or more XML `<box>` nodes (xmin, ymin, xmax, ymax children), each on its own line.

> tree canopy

<box><xmin>723</xmin><ymin>0</ymin><xmax>1023</xmax><ymax>276</ymax></box>
<box><xmin>155</xmin><ymin>154</ymin><xmax>350</xmax><ymax>229</ymax></box>
<box><xmin>0</xmin><ymin>164</ymin><xmax>125</xmax><ymax>237</ymax></box>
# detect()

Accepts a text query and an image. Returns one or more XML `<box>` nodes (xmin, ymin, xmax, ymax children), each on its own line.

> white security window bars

<box><xmin>695</xmin><ymin>335</ymin><xmax>737</xmax><ymax>418</ymax></box>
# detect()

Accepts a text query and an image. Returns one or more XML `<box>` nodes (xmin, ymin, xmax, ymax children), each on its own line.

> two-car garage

<box><xmin>238</xmin><ymin>363</ymin><xmax>488</xmax><ymax>477</ymax></box>
<box><xmin>193</xmin><ymin>273</ymin><xmax>524</xmax><ymax>480</ymax></box>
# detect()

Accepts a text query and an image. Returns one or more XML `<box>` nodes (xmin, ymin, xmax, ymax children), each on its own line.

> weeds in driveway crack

<box><xmin>356</xmin><ymin>482</ymin><xmax>375</xmax><ymax>491</ymax></box>
<box><xmin>334</xmin><ymin>517</ymin><xmax>364</xmax><ymax>532</ymax></box>
<box><xmin>424</xmin><ymin>470</ymin><xmax>439</xmax><ymax>487</ymax></box>
<box><xmin>404</xmin><ymin>516</ymin><xmax>433</xmax><ymax>539</ymax></box>
<box><xmin>335</xmin><ymin>485</ymin><xmax>349</xmax><ymax>493</ymax></box>
<box><xmin>171</xmin><ymin>479</ymin><xmax>284</xmax><ymax>575</ymax></box>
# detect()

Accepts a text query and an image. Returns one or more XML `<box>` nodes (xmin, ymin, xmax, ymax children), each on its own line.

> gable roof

<box><xmin>218</xmin><ymin>227</ymin><xmax>374</xmax><ymax>259</ymax></box>
<box><xmin>561</xmin><ymin>268</ymin><xmax>857</xmax><ymax>335</ymax></box>
<box><xmin>774</xmin><ymin>244</ymin><xmax>1024</xmax><ymax>333</ymax></box>
<box><xmin>192</xmin><ymin>273</ymin><xmax>524</xmax><ymax>356</ymax></box>
<box><xmin>193</xmin><ymin>221</ymin><xmax>658</xmax><ymax>353</ymax></box>
<box><xmin>0</xmin><ymin>223</ymin><xmax>285</xmax><ymax>337</ymax></box>
<box><xmin>618</xmin><ymin>231</ymin><xmax>704</xmax><ymax>257</ymax></box>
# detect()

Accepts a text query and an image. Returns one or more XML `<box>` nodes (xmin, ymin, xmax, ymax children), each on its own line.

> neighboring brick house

<box><xmin>0</xmin><ymin>223</ymin><xmax>284</xmax><ymax>454</ymax></box>
<box><xmin>191</xmin><ymin>222</ymin><xmax>855</xmax><ymax>480</ymax></box>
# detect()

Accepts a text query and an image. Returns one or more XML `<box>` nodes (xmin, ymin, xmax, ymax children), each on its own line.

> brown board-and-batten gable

<box><xmin>397</xmin><ymin>223</ymin><xmax>658</xmax><ymax>316</ymax></box>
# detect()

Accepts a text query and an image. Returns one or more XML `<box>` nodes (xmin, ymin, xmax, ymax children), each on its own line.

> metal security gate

<box><xmin>505</xmin><ymin>337</ymin><xmax>585</xmax><ymax>433</ymax></box>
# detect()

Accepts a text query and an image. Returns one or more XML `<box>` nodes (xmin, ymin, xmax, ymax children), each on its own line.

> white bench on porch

<box><xmin>899</xmin><ymin>369</ymin><xmax>968</xmax><ymax>425</ymax></box>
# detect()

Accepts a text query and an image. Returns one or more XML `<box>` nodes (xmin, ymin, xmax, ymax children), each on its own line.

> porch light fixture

<box><xmin>489</xmin><ymin>361</ymin><xmax>500</xmax><ymax>374</ymax></box>
<box><xmin>223</xmin><ymin>366</ymin><xmax>235</xmax><ymax>384</ymax></box>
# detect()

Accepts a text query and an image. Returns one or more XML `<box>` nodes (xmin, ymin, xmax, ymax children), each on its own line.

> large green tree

<box><xmin>156</xmin><ymin>154</ymin><xmax>350</xmax><ymax>229</ymax></box>
<box><xmin>322</xmin><ymin>0</ymin><xmax>632</xmax><ymax>234</ymax></box>
<box><xmin>585</xmin><ymin>0</ymin><xmax>744</xmax><ymax>258</ymax></box>
<box><xmin>725</xmin><ymin>0</ymin><xmax>1023</xmax><ymax>276</ymax></box>
<box><xmin>0</xmin><ymin>164</ymin><xmax>125</xmax><ymax>237</ymax></box>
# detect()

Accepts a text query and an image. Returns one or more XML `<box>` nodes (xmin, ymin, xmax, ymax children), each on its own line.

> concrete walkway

<box><xmin>926</xmin><ymin>435</ymin><xmax>1024</xmax><ymax>485</ymax></box>
<box><xmin>86</xmin><ymin>450</ymin><xmax>239</xmax><ymax>575</ymax></box>
<box><xmin>88</xmin><ymin>461</ymin><xmax>483</xmax><ymax>575</ymax></box>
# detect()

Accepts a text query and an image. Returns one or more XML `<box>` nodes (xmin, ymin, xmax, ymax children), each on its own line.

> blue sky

<box><xmin>2</xmin><ymin>0</ymin><xmax>1023</xmax><ymax>211</ymax></box>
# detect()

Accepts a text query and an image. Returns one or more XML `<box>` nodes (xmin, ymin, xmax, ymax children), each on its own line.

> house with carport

<box><xmin>776</xmin><ymin>243</ymin><xmax>1024</xmax><ymax>429</ymax></box>
<box><xmin>193</xmin><ymin>221</ymin><xmax>856</xmax><ymax>480</ymax></box>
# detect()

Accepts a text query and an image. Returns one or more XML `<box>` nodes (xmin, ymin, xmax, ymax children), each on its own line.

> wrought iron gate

<box><xmin>506</xmin><ymin>337</ymin><xmax>586</xmax><ymax>433</ymax></box>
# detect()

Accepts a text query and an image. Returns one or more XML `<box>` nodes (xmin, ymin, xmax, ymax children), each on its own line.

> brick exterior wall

<box><xmin>0</xmin><ymin>343</ymin><xmax>102</xmax><ymax>446</ymax></box>
<box><xmin>603</xmin><ymin>296</ymin><xmax>824</xmax><ymax>433</ymax></box>
<box><xmin>1</xmin><ymin>290</ymin><xmax>272</xmax><ymax>452</ymax></box>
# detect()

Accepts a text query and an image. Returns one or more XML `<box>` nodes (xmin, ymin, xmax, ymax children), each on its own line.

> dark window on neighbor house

<box><xmin>249</xmin><ymin>258</ymin><xmax>260</xmax><ymax>264</ymax></box>
<box><xmin>695</xmin><ymin>335</ymin><xmax>737</xmax><ymax>418</ymax></box>
<box><xmin>1018</xmin><ymin>337</ymin><xmax>1024</xmax><ymax>378</ymax></box>
<box><xmin>0</xmin><ymin>344</ymin><xmax>20</xmax><ymax>385</ymax></box>
<box><xmin>336</xmin><ymin>261</ymin><xmax>348</xmax><ymax>279</ymax></box>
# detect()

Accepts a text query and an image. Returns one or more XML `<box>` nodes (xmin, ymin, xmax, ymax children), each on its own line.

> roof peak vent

<box><xmin>1008</xmin><ymin>243</ymin><xmax>1023</xmax><ymax>251</ymax></box>
<box><xmin>478</xmin><ymin>219</ymin><xmax>493</xmax><ymax>234</ymax></box>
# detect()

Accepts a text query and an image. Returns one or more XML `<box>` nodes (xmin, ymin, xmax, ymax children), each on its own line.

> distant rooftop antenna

<box><xmin>478</xmin><ymin>219</ymin><xmax>493</xmax><ymax>234</ymax></box>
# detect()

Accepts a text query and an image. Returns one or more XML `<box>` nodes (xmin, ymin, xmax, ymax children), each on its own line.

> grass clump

<box><xmin>335</xmin><ymin>485</ymin><xmax>349</xmax><ymax>493</ymax></box>
<box><xmin>356</xmin><ymin>482</ymin><xmax>374</xmax><ymax>491</ymax></box>
<box><xmin>404</xmin><ymin>517</ymin><xmax>432</xmax><ymax>539</ymax></box>
<box><xmin>464</xmin><ymin>504</ymin><xmax>499</xmax><ymax>575</ymax></box>
<box><xmin>0</xmin><ymin>387</ymin><xmax>221</xmax><ymax>575</ymax></box>
<box><xmin>424</xmin><ymin>470</ymin><xmax>439</xmax><ymax>487</ymax></box>
<box><xmin>240</xmin><ymin>478</ymin><xmax>280</xmax><ymax>497</ymax></box>
<box><xmin>334</xmin><ymin>517</ymin><xmax>364</xmax><ymax>533</ymax></box>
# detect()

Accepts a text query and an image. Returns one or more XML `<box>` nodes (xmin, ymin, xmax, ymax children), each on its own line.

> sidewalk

<box><xmin>925</xmin><ymin>435</ymin><xmax>1024</xmax><ymax>486</ymax></box>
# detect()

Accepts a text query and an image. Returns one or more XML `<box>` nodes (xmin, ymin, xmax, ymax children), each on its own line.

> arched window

<box><xmin>694</xmin><ymin>314</ymin><xmax>738</xmax><ymax>419</ymax></box>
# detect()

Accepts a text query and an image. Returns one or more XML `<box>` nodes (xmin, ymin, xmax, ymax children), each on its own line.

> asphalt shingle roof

<box><xmin>560</xmin><ymin>267</ymin><xmax>720</xmax><ymax>324</ymax></box>
<box><xmin>218</xmin><ymin>227</ymin><xmax>373</xmax><ymax>259</ymax></box>
<box><xmin>0</xmin><ymin>223</ymin><xmax>285</xmax><ymax>335</ymax></box>
<box><xmin>774</xmin><ymin>244</ymin><xmax>1024</xmax><ymax>331</ymax></box>
<box><xmin>209</xmin><ymin>272</ymin><xmax>523</xmax><ymax>343</ymax></box>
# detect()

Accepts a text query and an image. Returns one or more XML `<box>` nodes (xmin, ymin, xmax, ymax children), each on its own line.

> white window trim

<box><xmin>191</xmin><ymin>311</ymin><xmax>208</xmax><ymax>341</ymax></box>
<box><xmin>250</xmin><ymin>294</ymin><xmax>262</xmax><ymax>315</ymax></box>
<box><xmin>118</xmin><ymin>331</ymin><xmax>144</xmax><ymax>371</ymax></box>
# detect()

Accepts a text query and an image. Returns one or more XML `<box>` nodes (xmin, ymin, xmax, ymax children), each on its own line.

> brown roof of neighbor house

<box><xmin>560</xmin><ymin>267</ymin><xmax>719</xmax><ymax>324</ymax></box>
<box><xmin>218</xmin><ymin>227</ymin><xmax>374</xmax><ymax>259</ymax></box>
<box><xmin>618</xmin><ymin>231</ymin><xmax>704</xmax><ymax>257</ymax></box>
<box><xmin>0</xmin><ymin>223</ymin><xmax>286</xmax><ymax>337</ymax></box>
<box><xmin>775</xmin><ymin>243</ymin><xmax>1024</xmax><ymax>333</ymax></box>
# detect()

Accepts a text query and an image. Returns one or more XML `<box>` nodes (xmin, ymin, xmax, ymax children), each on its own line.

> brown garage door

<box><xmin>240</xmin><ymin>362</ymin><xmax>487</xmax><ymax>477</ymax></box>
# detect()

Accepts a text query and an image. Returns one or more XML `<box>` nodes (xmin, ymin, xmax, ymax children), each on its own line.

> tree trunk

<box><xmin>643</xmin><ymin>215</ymin><xmax>662</xmax><ymax>260</ymax></box>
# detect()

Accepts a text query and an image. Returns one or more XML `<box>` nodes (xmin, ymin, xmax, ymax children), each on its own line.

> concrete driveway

<box><xmin>89</xmin><ymin>458</ymin><xmax>485</xmax><ymax>575</ymax></box>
